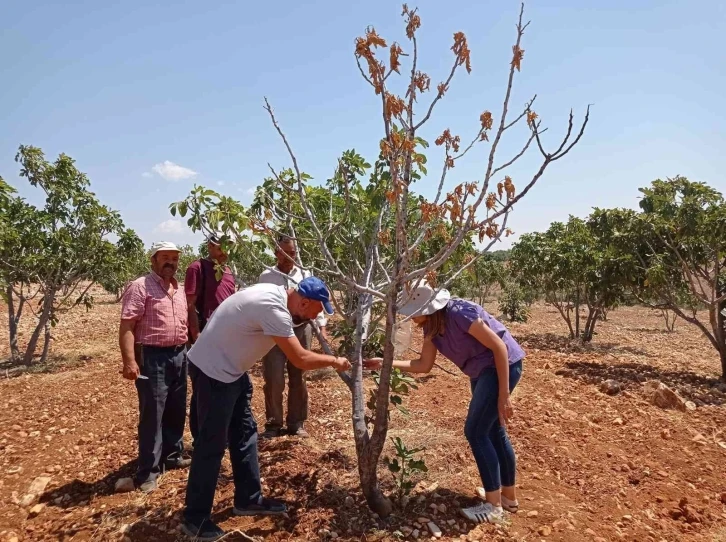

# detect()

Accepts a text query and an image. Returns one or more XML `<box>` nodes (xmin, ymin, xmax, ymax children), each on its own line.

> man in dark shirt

<box><xmin>185</xmin><ymin>234</ymin><xmax>237</xmax><ymax>446</ymax></box>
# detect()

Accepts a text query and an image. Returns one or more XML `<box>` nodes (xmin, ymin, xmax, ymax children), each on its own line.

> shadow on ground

<box><xmin>516</xmin><ymin>332</ymin><xmax>652</xmax><ymax>357</ymax></box>
<box><xmin>558</xmin><ymin>360</ymin><xmax>726</xmax><ymax>406</ymax></box>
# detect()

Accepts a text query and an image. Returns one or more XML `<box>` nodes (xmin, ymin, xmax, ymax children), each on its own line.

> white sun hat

<box><xmin>398</xmin><ymin>281</ymin><xmax>451</xmax><ymax>317</ymax></box>
<box><xmin>150</xmin><ymin>241</ymin><xmax>181</xmax><ymax>257</ymax></box>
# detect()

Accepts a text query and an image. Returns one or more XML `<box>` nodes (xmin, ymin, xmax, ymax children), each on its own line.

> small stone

<box><xmin>438</xmin><ymin>504</ymin><xmax>447</xmax><ymax>513</ymax></box>
<box><xmin>344</xmin><ymin>496</ymin><xmax>354</xmax><ymax>507</ymax></box>
<box><xmin>330</xmin><ymin>532</ymin><xmax>338</xmax><ymax>539</ymax></box>
<box><xmin>417</xmin><ymin>517</ymin><xmax>430</xmax><ymax>524</ymax></box>
<box><xmin>553</xmin><ymin>519</ymin><xmax>571</xmax><ymax>531</ymax></box>
<box><xmin>412</xmin><ymin>529</ymin><xmax>420</xmax><ymax>539</ymax></box>
<box><xmin>428</xmin><ymin>522</ymin><xmax>442</xmax><ymax>538</ymax></box>
<box><xmin>584</xmin><ymin>528</ymin><xmax>597</xmax><ymax>536</ymax></box>
<box><xmin>28</xmin><ymin>503</ymin><xmax>45</xmax><ymax>518</ymax></box>
<box><xmin>114</xmin><ymin>477</ymin><xmax>135</xmax><ymax>493</ymax></box>
<box><xmin>7</xmin><ymin>534</ymin><xmax>19</xmax><ymax>542</ymax></box>
<box><xmin>685</xmin><ymin>401</ymin><xmax>696</xmax><ymax>411</ymax></box>
<box><xmin>526</xmin><ymin>510</ymin><xmax>539</xmax><ymax>518</ymax></box>
<box><xmin>538</xmin><ymin>525</ymin><xmax>552</xmax><ymax>537</ymax></box>
<box><xmin>613</xmin><ymin>417</ymin><xmax>624</xmax><ymax>426</ymax></box>
<box><xmin>29</xmin><ymin>431</ymin><xmax>40</xmax><ymax>438</ymax></box>
<box><xmin>600</xmin><ymin>379</ymin><xmax>622</xmax><ymax>395</ymax></box>
<box><xmin>622</xmin><ymin>515</ymin><xmax>633</xmax><ymax>522</ymax></box>
<box><xmin>447</xmin><ymin>519</ymin><xmax>456</xmax><ymax>526</ymax></box>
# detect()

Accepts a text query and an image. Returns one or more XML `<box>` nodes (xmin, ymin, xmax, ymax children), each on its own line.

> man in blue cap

<box><xmin>181</xmin><ymin>276</ymin><xmax>350</xmax><ymax>541</ymax></box>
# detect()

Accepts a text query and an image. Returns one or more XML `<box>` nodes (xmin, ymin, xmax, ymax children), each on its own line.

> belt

<box><xmin>143</xmin><ymin>344</ymin><xmax>186</xmax><ymax>352</ymax></box>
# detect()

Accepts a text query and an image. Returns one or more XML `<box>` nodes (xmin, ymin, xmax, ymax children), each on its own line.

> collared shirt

<box><xmin>257</xmin><ymin>265</ymin><xmax>327</xmax><ymax>327</ymax></box>
<box><xmin>121</xmin><ymin>272</ymin><xmax>188</xmax><ymax>347</ymax></box>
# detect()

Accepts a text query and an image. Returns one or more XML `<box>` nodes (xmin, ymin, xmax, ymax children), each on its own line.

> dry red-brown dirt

<box><xmin>1</xmin><ymin>290</ymin><xmax>725</xmax><ymax>541</ymax></box>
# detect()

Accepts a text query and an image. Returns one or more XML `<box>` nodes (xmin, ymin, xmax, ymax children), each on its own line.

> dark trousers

<box><xmin>464</xmin><ymin>360</ymin><xmax>523</xmax><ymax>492</ymax></box>
<box><xmin>189</xmin><ymin>319</ymin><xmax>206</xmax><ymax>447</ymax></box>
<box><xmin>262</xmin><ymin>323</ymin><xmax>312</xmax><ymax>431</ymax></box>
<box><xmin>134</xmin><ymin>345</ymin><xmax>187</xmax><ymax>484</ymax></box>
<box><xmin>184</xmin><ymin>363</ymin><xmax>262</xmax><ymax>526</ymax></box>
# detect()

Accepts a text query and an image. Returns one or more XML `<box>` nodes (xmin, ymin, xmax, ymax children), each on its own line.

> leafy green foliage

<box><xmin>510</xmin><ymin>216</ymin><xmax>627</xmax><ymax>341</ymax></box>
<box><xmin>498</xmin><ymin>280</ymin><xmax>530</xmax><ymax>323</ymax></box>
<box><xmin>1</xmin><ymin>146</ymin><xmax>137</xmax><ymax>364</ymax></box>
<box><xmin>384</xmin><ymin>437</ymin><xmax>428</xmax><ymax>499</ymax></box>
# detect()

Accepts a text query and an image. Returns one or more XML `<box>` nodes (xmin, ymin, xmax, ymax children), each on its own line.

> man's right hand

<box><xmin>122</xmin><ymin>361</ymin><xmax>141</xmax><ymax>380</ymax></box>
<box><xmin>332</xmin><ymin>357</ymin><xmax>351</xmax><ymax>372</ymax></box>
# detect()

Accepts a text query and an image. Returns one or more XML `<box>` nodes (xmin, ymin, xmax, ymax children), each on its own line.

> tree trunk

<box><xmin>351</xmin><ymin>293</ymin><xmax>392</xmax><ymax>517</ymax></box>
<box><xmin>582</xmin><ymin>307</ymin><xmax>599</xmax><ymax>342</ymax></box>
<box><xmin>22</xmin><ymin>291</ymin><xmax>53</xmax><ymax>366</ymax></box>
<box><xmin>39</xmin><ymin>317</ymin><xmax>52</xmax><ymax>364</ymax></box>
<box><xmin>6</xmin><ymin>285</ymin><xmax>23</xmax><ymax>361</ymax></box>
<box><xmin>574</xmin><ymin>289</ymin><xmax>581</xmax><ymax>339</ymax></box>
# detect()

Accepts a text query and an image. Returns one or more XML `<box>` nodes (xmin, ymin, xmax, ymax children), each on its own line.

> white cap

<box><xmin>150</xmin><ymin>241</ymin><xmax>181</xmax><ymax>257</ymax></box>
<box><xmin>398</xmin><ymin>281</ymin><xmax>451</xmax><ymax>317</ymax></box>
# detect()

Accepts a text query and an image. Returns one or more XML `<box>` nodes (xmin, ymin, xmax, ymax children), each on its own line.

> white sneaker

<box><xmin>501</xmin><ymin>495</ymin><xmax>519</xmax><ymax>513</ymax></box>
<box><xmin>460</xmin><ymin>502</ymin><xmax>505</xmax><ymax>523</ymax></box>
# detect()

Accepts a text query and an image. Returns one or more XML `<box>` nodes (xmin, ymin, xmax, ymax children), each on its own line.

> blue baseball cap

<box><xmin>297</xmin><ymin>276</ymin><xmax>334</xmax><ymax>315</ymax></box>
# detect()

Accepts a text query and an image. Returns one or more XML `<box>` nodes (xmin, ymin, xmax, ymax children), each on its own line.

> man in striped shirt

<box><xmin>119</xmin><ymin>241</ymin><xmax>190</xmax><ymax>492</ymax></box>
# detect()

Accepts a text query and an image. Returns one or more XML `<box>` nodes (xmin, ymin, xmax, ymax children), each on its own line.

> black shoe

<box><xmin>233</xmin><ymin>496</ymin><xmax>287</xmax><ymax>516</ymax></box>
<box><xmin>260</xmin><ymin>427</ymin><xmax>282</xmax><ymax>439</ymax></box>
<box><xmin>180</xmin><ymin>519</ymin><xmax>225</xmax><ymax>541</ymax></box>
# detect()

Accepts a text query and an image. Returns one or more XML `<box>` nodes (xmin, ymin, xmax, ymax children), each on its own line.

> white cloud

<box><xmin>246</xmin><ymin>187</ymin><xmax>256</xmax><ymax>194</ymax></box>
<box><xmin>151</xmin><ymin>160</ymin><xmax>197</xmax><ymax>181</ymax></box>
<box><xmin>154</xmin><ymin>219</ymin><xmax>183</xmax><ymax>234</ymax></box>
<box><xmin>217</xmin><ymin>181</ymin><xmax>225</xmax><ymax>186</ymax></box>
<box><xmin>141</xmin><ymin>172</ymin><xmax>152</xmax><ymax>178</ymax></box>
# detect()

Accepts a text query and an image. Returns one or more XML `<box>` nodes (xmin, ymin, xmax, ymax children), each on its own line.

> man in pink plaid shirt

<box><xmin>119</xmin><ymin>241</ymin><xmax>190</xmax><ymax>493</ymax></box>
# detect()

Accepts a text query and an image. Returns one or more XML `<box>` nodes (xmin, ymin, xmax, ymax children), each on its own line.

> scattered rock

<box><xmin>438</xmin><ymin>503</ymin><xmax>447</xmax><ymax>513</ymax></box>
<box><xmin>119</xmin><ymin>524</ymin><xmax>131</xmax><ymax>534</ymax></box>
<box><xmin>427</xmin><ymin>522</ymin><xmax>442</xmax><ymax>538</ymax></box>
<box><xmin>526</xmin><ymin>510</ymin><xmax>539</xmax><ymax>518</ymax></box>
<box><xmin>344</xmin><ymin>496</ymin><xmax>354</xmax><ymax>507</ymax></box>
<box><xmin>412</xmin><ymin>529</ymin><xmax>420</xmax><ymax>539</ymax></box>
<box><xmin>27</xmin><ymin>476</ymin><xmax>51</xmax><ymax>496</ymax></box>
<box><xmin>643</xmin><ymin>381</ymin><xmax>687</xmax><ymax>412</ymax></box>
<box><xmin>600</xmin><ymin>380</ymin><xmax>622</xmax><ymax>395</ymax></box>
<box><xmin>114</xmin><ymin>477</ymin><xmax>135</xmax><ymax>493</ymax></box>
<box><xmin>552</xmin><ymin>519</ymin><xmax>571</xmax><ymax>531</ymax></box>
<box><xmin>28</xmin><ymin>503</ymin><xmax>45</xmax><ymax>518</ymax></box>
<box><xmin>329</xmin><ymin>532</ymin><xmax>339</xmax><ymax>539</ymax></box>
<box><xmin>685</xmin><ymin>401</ymin><xmax>696</xmax><ymax>411</ymax></box>
<box><xmin>538</xmin><ymin>525</ymin><xmax>552</xmax><ymax>537</ymax></box>
<box><xmin>417</xmin><ymin>517</ymin><xmax>430</xmax><ymax>524</ymax></box>
<box><xmin>613</xmin><ymin>417</ymin><xmax>624</xmax><ymax>426</ymax></box>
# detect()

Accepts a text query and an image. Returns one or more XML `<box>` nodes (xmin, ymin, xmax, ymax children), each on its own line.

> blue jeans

<box><xmin>464</xmin><ymin>359</ymin><xmax>523</xmax><ymax>492</ymax></box>
<box><xmin>184</xmin><ymin>364</ymin><xmax>262</xmax><ymax>526</ymax></box>
<box><xmin>134</xmin><ymin>345</ymin><xmax>187</xmax><ymax>484</ymax></box>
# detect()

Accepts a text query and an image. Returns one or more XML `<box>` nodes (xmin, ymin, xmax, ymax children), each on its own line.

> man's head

<box><xmin>287</xmin><ymin>276</ymin><xmax>334</xmax><ymax>325</ymax></box>
<box><xmin>207</xmin><ymin>234</ymin><xmax>228</xmax><ymax>264</ymax></box>
<box><xmin>275</xmin><ymin>235</ymin><xmax>297</xmax><ymax>274</ymax></box>
<box><xmin>150</xmin><ymin>241</ymin><xmax>181</xmax><ymax>280</ymax></box>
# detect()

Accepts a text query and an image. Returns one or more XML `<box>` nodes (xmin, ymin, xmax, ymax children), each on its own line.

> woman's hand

<box><xmin>363</xmin><ymin>357</ymin><xmax>383</xmax><ymax>370</ymax></box>
<box><xmin>498</xmin><ymin>393</ymin><xmax>514</xmax><ymax>427</ymax></box>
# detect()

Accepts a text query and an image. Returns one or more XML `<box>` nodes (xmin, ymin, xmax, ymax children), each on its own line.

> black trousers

<box><xmin>183</xmin><ymin>364</ymin><xmax>262</xmax><ymax>526</ymax></box>
<box><xmin>134</xmin><ymin>345</ymin><xmax>187</xmax><ymax>484</ymax></box>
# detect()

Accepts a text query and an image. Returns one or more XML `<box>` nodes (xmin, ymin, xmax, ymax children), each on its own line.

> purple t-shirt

<box><xmin>424</xmin><ymin>298</ymin><xmax>525</xmax><ymax>379</ymax></box>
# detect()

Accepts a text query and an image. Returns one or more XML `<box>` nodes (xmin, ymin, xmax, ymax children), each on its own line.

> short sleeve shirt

<box><xmin>425</xmin><ymin>298</ymin><xmax>525</xmax><ymax>379</ymax></box>
<box><xmin>257</xmin><ymin>265</ymin><xmax>327</xmax><ymax>327</ymax></box>
<box><xmin>184</xmin><ymin>259</ymin><xmax>236</xmax><ymax>321</ymax></box>
<box><xmin>187</xmin><ymin>283</ymin><xmax>295</xmax><ymax>382</ymax></box>
<box><xmin>120</xmin><ymin>273</ymin><xmax>188</xmax><ymax>347</ymax></box>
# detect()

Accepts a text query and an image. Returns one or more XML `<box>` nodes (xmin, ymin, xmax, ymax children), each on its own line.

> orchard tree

<box><xmin>173</xmin><ymin>3</ymin><xmax>588</xmax><ymax>514</ymax></box>
<box><xmin>510</xmin><ymin>215</ymin><xmax>625</xmax><ymax>341</ymax></box>
<box><xmin>0</xmin><ymin>146</ymin><xmax>135</xmax><ymax>365</ymax></box>
<box><xmin>593</xmin><ymin>178</ymin><xmax>726</xmax><ymax>378</ymax></box>
<box><xmin>98</xmin><ymin>229</ymin><xmax>147</xmax><ymax>301</ymax></box>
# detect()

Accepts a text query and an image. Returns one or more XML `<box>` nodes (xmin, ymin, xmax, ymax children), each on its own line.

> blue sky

<box><xmin>2</xmin><ymin>0</ymin><xmax>725</xmax><ymax>250</ymax></box>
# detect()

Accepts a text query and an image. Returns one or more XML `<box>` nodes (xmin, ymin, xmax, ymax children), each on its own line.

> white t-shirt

<box><xmin>188</xmin><ymin>283</ymin><xmax>294</xmax><ymax>382</ymax></box>
<box><xmin>257</xmin><ymin>265</ymin><xmax>328</xmax><ymax>327</ymax></box>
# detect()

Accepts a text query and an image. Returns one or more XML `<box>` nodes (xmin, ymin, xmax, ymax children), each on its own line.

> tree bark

<box><xmin>39</xmin><ymin>317</ymin><xmax>52</xmax><ymax>364</ymax></box>
<box><xmin>6</xmin><ymin>285</ymin><xmax>23</xmax><ymax>361</ymax></box>
<box><xmin>351</xmin><ymin>293</ymin><xmax>393</xmax><ymax>517</ymax></box>
<box><xmin>22</xmin><ymin>291</ymin><xmax>54</xmax><ymax>366</ymax></box>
